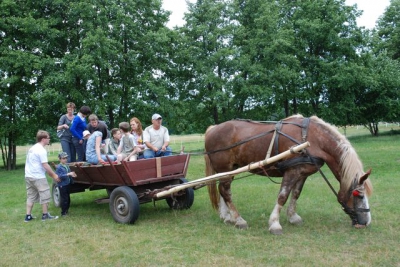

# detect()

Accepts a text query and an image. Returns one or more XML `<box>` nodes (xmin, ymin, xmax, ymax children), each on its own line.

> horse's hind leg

<box><xmin>218</xmin><ymin>178</ymin><xmax>248</xmax><ymax>229</ymax></box>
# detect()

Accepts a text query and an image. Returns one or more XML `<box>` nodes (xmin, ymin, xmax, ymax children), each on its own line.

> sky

<box><xmin>162</xmin><ymin>0</ymin><xmax>391</xmax><ymax>29</ymax></box>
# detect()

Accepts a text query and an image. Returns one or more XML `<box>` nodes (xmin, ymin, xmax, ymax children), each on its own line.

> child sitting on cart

<box><xmin>116</xmin><ymin>122</ymin><xmax>141</xmax><ymax>163</ymax></box>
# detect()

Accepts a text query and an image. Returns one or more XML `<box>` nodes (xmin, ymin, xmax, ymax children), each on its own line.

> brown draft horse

<box><xmin>204</xmin><ymin>115</ymin><xmax>373</xmax><ymax>235</ymax></box>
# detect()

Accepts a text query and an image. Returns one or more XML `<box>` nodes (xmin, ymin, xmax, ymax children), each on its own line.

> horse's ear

<box><xmin>359</xmin><ymin>169</ymin><xmax>372</xmax><ymax>184</ymax></box>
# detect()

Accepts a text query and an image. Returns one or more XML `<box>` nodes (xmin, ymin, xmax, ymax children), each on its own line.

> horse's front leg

<box><xmin>286</xmin><ymin>178</ymin><xmax>306</xmax><ymax>226</ymax></box>
<box><xmin>268</xmin><ymin>186</ymin><xmax>289</xmax><ymax>235</ymax></box>
<box><xmin>218</xmin><ymin>178</ymin><xmax>248</xmax><ymax>229</ymax></box>
<box><xmin>268</xmin><ymin>171</ymin><xmax>299</xmax><ymax>235</ymax></box>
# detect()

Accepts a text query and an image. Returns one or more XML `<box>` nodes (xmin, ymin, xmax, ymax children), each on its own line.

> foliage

<box><xmin>1</xmin><ymin>0</ymin><xmax>400</xmax><ymax>169</ymax></box>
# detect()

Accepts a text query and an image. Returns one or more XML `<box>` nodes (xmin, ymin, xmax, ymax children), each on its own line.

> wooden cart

<box><xmin>52</xmin><ymin>154</ymin><xmax>193</xmax><ymax>224</ymax></box>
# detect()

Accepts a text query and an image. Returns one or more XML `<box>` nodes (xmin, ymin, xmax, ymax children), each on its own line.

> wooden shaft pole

<box><xmin>155</xmin><ymin>141</ymin><xmax>310</xmax><ymax>198</ymax></box>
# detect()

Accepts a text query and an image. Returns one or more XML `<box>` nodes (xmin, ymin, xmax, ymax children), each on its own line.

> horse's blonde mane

<box><xmin>309</xmin><ymin>116</ymin><xmax>372</xmax><ymax>195</ymax></box>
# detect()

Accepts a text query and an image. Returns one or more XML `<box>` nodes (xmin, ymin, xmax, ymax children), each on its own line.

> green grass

<box><xmin>1</xmin><ymin>127</ymin><xmax>400</xmax><ymax>266</ymax></box>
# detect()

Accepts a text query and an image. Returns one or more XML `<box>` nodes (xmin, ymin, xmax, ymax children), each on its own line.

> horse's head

<box><xmin>343</xmin><ymin>169</ymin><xmax>372</xmax><ymax>228</ymax></box>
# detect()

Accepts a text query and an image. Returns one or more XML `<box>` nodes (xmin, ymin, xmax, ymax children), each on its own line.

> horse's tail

<box><xmin>205</xmin><ymin>153</ymin><xmax>219</xmax><ymax>210</ymax></box>
<box><xmin>204</xmin><ymin>125</ymin><xmax>219</xmax><ymax>210</ymax></box>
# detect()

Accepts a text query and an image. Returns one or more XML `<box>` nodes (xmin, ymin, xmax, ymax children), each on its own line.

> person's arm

<box><xmin>57</xmin><ymin>115</ymin><xmax>67</xmax><ymax>130</ymax></box>
<box><xmin>143</xmin><ymin>129</ymin><xmax>159</xmax><ymax>152</ymax></box>
<box><xmin>95</xmin><ymin>135</ymin><xmax>105</xmax><ymax>164</ymax></box>
<box><xmin>145</xmin><ymin>141</ymin><xmax>158</xmax><ymax>152</ymax></box>
<box><xmin>161</xmin><ymin>128</ymin><xmax>170</xmax><ymax>151</ymax></box>
<box><xmin>116</xmin><ymin>138</ymin><xmax>123</xmax><ymax>154</ymax></box>
<box><xmin>70</xmin><ymin>117</ymin><xmax>79</xmax><ymax>138</ymax></box>
<box><xmin>43</xmin><ymin>163</ymin><xmax>60</xmax><ymax>183</ymax></box>
<box><xmin>55</xmin><ymin>166</ymin><xmax>68</xmax><ymax>183</ymax></box>
<box><xmin>124</xmin><ymin>147</ymin><xmax>140</xmax><ymax>161</ymax></box>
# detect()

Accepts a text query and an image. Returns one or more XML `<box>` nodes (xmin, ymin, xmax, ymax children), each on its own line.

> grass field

<box><xmin>1</xmin><ymin>125</ymin><xmax>399</xmax><ymax>266</ymax></box>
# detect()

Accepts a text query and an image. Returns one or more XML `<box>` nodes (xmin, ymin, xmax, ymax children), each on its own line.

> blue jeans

<box><xmin>72</xmin><ymin>137</ymin><xmax>85</xmax><ymax>162</ymax></box>
<box><xmin>60</xmin><ymin>139</ymin><xmax>76</xmax><ymax>163</ymax></box>
<box><xmin>143</xmin><ymin>147</ymin><xmax>172</xmax><ymax>159</ymax></box>
<box><xmin>87</xmin><ymin>154</ymin><xmax>116</xmax><ymax>165</ymax></box>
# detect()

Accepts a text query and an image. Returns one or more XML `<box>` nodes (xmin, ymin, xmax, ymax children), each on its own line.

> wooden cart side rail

<box><xmin>78</xmin><ymin>165</ymin><xmax>131</xmax><ymax>186</ymax></box>
<box><xmin>157</xmin><ymin>154</ymin><xmax>190</xmax><ymax>177</ymax></box>
<box><xmin>70</xmin><ymin>164</ymin><xmax>95</xmax><ymax>185</ymax></box>
<box><xmin>133</xmin><ymin>174</ymin><xmax>185</xmax><ymax>186</ymax></box>
<box><xmin>106</xmin><ymin>159</ymin><xmax>127</xmax><ymax>185</ymax></box>
<box><xmin>122</xmin><ymin>154</ymin><xmax>190</xmax><ymax>185</ymax></box>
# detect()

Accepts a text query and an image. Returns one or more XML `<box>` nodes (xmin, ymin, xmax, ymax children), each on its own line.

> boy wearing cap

<box><xmin>143</xmin><ymin>113</ymin><xmax>172</xmax><ymax>159</ymax></box>
<box><xmin>55</xmin><ymin>152</ymin><xmax>77</xmax><ymax>216</ymax></box>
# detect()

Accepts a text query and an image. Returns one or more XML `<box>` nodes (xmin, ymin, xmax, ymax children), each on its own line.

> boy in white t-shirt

<box><xmin>24</xmin><ymin>130</ymin><xmax>60</xmax><ymax>222</ymax></box>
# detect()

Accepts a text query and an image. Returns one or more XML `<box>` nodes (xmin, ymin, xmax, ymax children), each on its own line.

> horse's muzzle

<box><xmin>354</xmin><ymin>224</ymin><xmax>367</xmax><ymax>229</ymax></box>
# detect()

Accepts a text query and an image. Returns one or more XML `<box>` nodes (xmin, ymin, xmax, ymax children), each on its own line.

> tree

<box><xmin>178</xmin><ymin>0</ymin><xmax>236</xmax><ymax>126</ymax></box>
<box><xmin>357</xmin><ymin>52</ymin><xmax>400</xmax><ymax>135</ymax></box>
<box><xmin>0</xmin><ymin>0</ymin><xmax>52</xmax><ymax>169</ymax></box>
<box><xmin>375</xmin><ymin>0</ymin><xmax>400</xmax><ymax>60</ymax></box>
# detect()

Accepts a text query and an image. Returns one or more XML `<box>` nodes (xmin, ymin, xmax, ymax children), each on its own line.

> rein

<box><xmin>305</xmin><ymin>151</ymin><xmax>359</xmax><ymax>224</ymax></box>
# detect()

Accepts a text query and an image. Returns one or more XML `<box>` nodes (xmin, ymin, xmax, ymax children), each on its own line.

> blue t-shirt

<box><xmin>86</xmin><ymin>131</ymin><xmax>103</xmax><ymax>163</ymax></box>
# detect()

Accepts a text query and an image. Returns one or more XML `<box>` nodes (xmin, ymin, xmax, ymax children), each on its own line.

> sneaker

<box><xmin>42</xmin><ymin>213</ymin><xmax>59</xmax><ymax>221</ymax></box>
<box><xmin>24</xmin><ymin>214</ymin><xmax>35</xmax><ymax>222</ymax></box>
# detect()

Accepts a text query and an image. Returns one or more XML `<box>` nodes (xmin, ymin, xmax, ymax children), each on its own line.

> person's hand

<box><xmin>64</xmin><ymin>124</ymin><xmax>69</xmax><ymax>129</ymax></box>
<box><xmin>69</xmin><ymin>171</ymin><xmax>77</xmax><ymax>177</ymax></box>
<box><xmin>54</xmin><ymin>175</ymin><xmax>61</xmax><ymax>183</ymax></box>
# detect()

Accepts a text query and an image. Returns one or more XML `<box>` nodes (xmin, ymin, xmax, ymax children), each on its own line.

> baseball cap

<box><xmin>152</xmin><ymin>113</ymin><xmax>162</xmax><ymax>120</ymax></box>
<box><xmin>58</xmin><ymin>152</ymin><xmax>68</xmax><ymax>159</ymax></box>
<box><xmin>83</xmin><ymin>130</ymin><xmax>91</xmax><ymax>138</ymax></box>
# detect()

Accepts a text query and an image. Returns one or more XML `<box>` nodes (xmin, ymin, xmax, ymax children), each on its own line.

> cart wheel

<box><xmin>52</xmin><ymin>183</ymin><xmax>61</xmax><ymax>208</ymax></box>
<box><xmin>109</xmin><ymin>186</ymin><xmax>140</xmax><ymax>224</ymax></box>
<box><xmin>166</xmin><ymin>178</ymin><xmax>194</xmax><ymax>210</ymax></box>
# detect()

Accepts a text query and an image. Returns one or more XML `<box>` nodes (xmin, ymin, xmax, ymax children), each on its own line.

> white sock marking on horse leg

<box><xmin>219</xmin><ymin>197</ymin><xmax>232</xmax><ymax>223</ymax></box>
<box><xmin>269</xmin><ymin>203</ymin><xmax>283</xmax><ymax>234</ymax></box>
<box><xmin>287</xmin><ymin>197</ymin><xmax>303</xmax><ymax>225</ymax></box>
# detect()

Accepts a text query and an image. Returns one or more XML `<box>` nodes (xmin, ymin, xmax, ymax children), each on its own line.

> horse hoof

<box><xmin>289</xmin><ymin>214</ymin><xmax>303</xmax><ymax>225</ymax></box>
<box><xmin>269</xmin><ymin>228</ymin><xmax>283</xmax><ymax>235</ymax></box>
<box><xmin>235</xmin><ymin>223</ymin><xmax>248</xmax><ymax>230</ymax></box>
